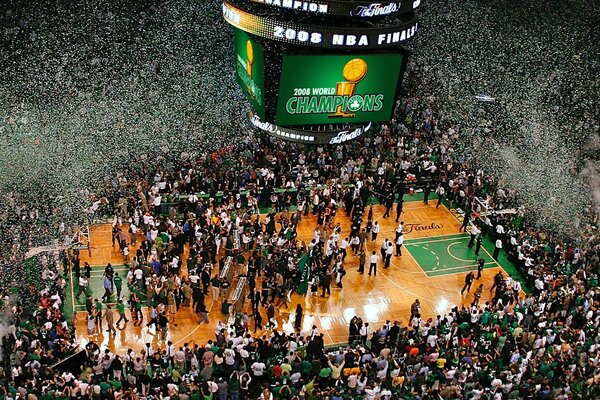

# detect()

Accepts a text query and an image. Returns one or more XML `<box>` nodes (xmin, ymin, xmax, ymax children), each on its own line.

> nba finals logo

<box><xmin>330</xmin><ymin>58</ymin><xmax>368</xmax><ymax>118</ymax></box>
<box><xmin>285</xmin><ymin>57</ymin><xmax>385</xmax><ymax>118</ymax></box>
<box><xmin>236</xmin><ymin>39</ymin><xmax>263</xmax><ymax>105</ymax></box>
<box><xmin>245</xmin><ymin>40</ymin><xmax>254</xmax><ymax>99</ymax></box>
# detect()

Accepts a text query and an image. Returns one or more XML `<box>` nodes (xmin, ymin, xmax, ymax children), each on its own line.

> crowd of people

<box><xmin>0</xmin><ymin>1</ymin><xmax>598</xmax><ymax>399</ymax></box>
<box><xmin>0</xmin><ymin>81</ymin><xmax>597</xmax><ymax>399</ymax></box>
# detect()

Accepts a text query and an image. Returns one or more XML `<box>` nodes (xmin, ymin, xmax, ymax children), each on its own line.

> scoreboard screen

<box><xmin>275</xmin><ymin>53</ymin><xmax>403</xmax><ymax>126</ymax></box>
<box><xmin>234</xmin><ymin>27</ymin><xmax>265</xmax><ymax>119</ymax></box>
<box><xmin>224</xmin><ymin>0</ymin><xmax>419</xmax><ymax>143</ymax></box>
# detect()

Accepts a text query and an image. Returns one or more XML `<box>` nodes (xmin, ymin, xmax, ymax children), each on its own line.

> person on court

<box><xmin>371</xmin><ymin>221</ymin><xmax>380</xmax><ymax>242</ymax></box>
<box><xmin>468</xmin><ymin>224</ymin><xmax>481</xmax><ymax>248</ymax></box>
<box><xmin>423</xmin><ymin>184</ymin><xmax>431</xmax><ymax>205</ymax></box>
<box><xmin>476</xmin><ymin>258</ymin><xmax>485</xmax><ymax>279</ymax></box>
<box><xmin>472</xmin><ymin>284</ymin><xmax>483</xmax><ymax>306</ymax></box>
<box><xmin>460</xmin><ymin>212</ymin><xmax>470</xmax><ymax>232</ymax></box>
<box><xmin>490</xmin><ymin>271</ymin><xmax>503</xmax><ymax>293</ymax></box>
<box><xmin>384</xmin><ymin>239</ymin><xmax>393</xmax><ymax>268</ymax></box>
<box><xmin>475</xmin><ymin>234</ymin><xmax>483</xmax><ymax>255</ymax></box>
<box><xmin>395</xmin><ymin>221</ymin><xmax>404</xmax><ymax>241</ymax></box>
<box><xmin>395</xmin><ymin>233</ymin><xmax>404</xmax><ymax>256</ymax></box>
<box><xmin>493</xmin><ymin>237</ymin><xmax>503</xmax><ymax>260</ymax></box>
<box><xmin>357</xmin><ymin>249</ymin><xmax>366</xmax><ymax>274</ymax></box>
<box><xmin>380</xmin><ymin>239</ymin><xmax>389</xmax><ymax>261</ymax></box>
<box><xmin>461</xmin><ymin>272</ymin><xmax>474</xmax><ymax>294</ymax></box>
<box><xmin>383</xmin><ymin>194</ymin><xmax>394</xmax><ymax>218</ymax></box>
<box><xmin>395</xmin><ymin>198</ymin><xmax>404</xmax><ymax>222</ymax></box>
<box><xmin>435</xmin><ymin>185</ymin><xmax>445</xmax><ymax>209</ymax></box>
<box><xmin>369</xmin><ymin>251</ymin><xmax>380</xmax><ymax>276</ymax></box>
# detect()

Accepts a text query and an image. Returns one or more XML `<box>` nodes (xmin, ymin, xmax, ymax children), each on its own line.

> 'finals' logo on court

<box><xmin>404</xmin><ymin>222</ymin><xmax>443</xmax><ymax>234</ymax></box>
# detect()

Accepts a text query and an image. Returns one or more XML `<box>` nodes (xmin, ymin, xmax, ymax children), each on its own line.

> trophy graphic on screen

<box><xmin>329</xmin><ymin>58</ymin><xmax>368</xmax><ymax>118</ymax></box>
<box><xmin>246</xmin><ymin>40</ymin><xmax>254</xmax><ymax>99</ymax></box>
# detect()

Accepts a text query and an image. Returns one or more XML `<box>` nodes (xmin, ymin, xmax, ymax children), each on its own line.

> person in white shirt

<box><xmin>435</xmin><ymin>185</ymin><xmax>445</xmax><ymax>209</ymax></box>
<box><xmin>363</xmin><ymin>384</ymin><xmax>380</xmax><ymax>400</ymax></box>
<box><xmin>468</xmin><ymin>224</ymin><xmax>481</xmax><ymax>248</ymax></box>
<box><xmin>493</xmin><ymin>238</ymin><xmax>503</xmax><ymax>260</ymax></box>
<box><xmin>359</xmin><ymin>323</ymin><xmax>372</xmax><ymax>344</ymax></box>
<box><xmin>129</xmin><ymin>223</ymin><xmax>138</xmax><ymax>245</ymax></box>
<box><xmin>395</xmin><ymin>233</ymin><xmax>404</xmax><ymax>256</ymax></box>
<box><xmin>224</xmin><ymin>348</ymin><xmax>236</xmax><ymax>366</ymax></box>
<box><xmin>369</xmin><ymin>251</ymin><xmax>380</xmax><ymax>276</ymax></box>
<box><xmin>251</xmin><ymin>361</ymin><xmax>266</xmax><ymax>377</ymax></box>
<box><xmin>339</xmin><ymin>238</ymin><xmax>349</xmax><ymax>260</ymax></box>
<box><xmin>504</xmin><ymin>274</ymin><xmax>513</xmax><ymax>289</ymax></box>
<box><xmin>513</xmin><ymin>280</ymin><xmax>522</xmax><ymax>297</ymax></box>
<box><xmin>395</xmin><ymin>222</ymin><xmax>404</xmax><ymax>241</ymax></box>
<box><xmin>76</xmin><ymin>275</ymin><xmax>89</xmax><ymax>300</ymax></box>
<box><xmin>371</xmin><ymin>221</ymin><xmax>380</xmax><ymax>241</ymax></box>
<box><xmin>189</xmin><ymin>271</ymin><xmax>199</xmax><ymax>286</ymax></box>
<box><xmin>496</xmin><ymin>223</ymin><xmax>505</xmax><ymax>238</ymax></box>
<box><xmin>384</xmin><ymin>239</ymin><xmax>394</xmax><ymax>268</ymax></box>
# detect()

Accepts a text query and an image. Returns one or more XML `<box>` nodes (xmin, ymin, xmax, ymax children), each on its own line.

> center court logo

<box><xmin>285</xmin><ymin>58</ymin><xmax>385</xmax><ymax>117</ymax></box>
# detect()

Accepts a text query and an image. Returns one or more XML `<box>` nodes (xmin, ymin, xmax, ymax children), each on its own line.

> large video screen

<box><xmin>234</xmin><ymin>27</ymin><xmax>265</xmax><ymax>118</ymax></box>
<box><xmin>275</xmin><ymin>53</ymin><xmax>403</xmax><ymax>126</ymax></box>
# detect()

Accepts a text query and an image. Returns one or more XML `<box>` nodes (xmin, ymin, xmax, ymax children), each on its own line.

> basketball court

<box><xmin>405</xmin><ymin>233</ymin><xmax>497</xmax><ymax>277</ymax></box>
<box><xmin>66</xmin><ymin>196</ymin><xmax>518</xmax><ymax>352</ymax></box>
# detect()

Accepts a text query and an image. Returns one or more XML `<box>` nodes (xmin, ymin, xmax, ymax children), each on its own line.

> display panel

<box><xmin>223</xmin><ymin>1</ymin><xmax>418</xmax><ymax>49</ymax></box>
<box><xmin>231</xmin><ymin>0</ymin><xmax>421</xmax><ymax>18</ymax></box>
<box><xmin>250</xmin><ymin>112</ymin><xmax>374</xmax><ymax>144</ymax></box>
<box><xmin>275</xmin><ymin>53</ymin><xmax>403</xmax><ymax>126</ymax></box>
<box><xmin>234</xmin><ymin>27</ymin><xmax>265</xmax><ymax>118</ymax></box>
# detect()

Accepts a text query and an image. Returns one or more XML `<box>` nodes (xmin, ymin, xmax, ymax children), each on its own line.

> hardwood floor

<box><xmin>72</xmin><ymin>201</ymin><xmax>504</xmax><ymax>353</ymax></box>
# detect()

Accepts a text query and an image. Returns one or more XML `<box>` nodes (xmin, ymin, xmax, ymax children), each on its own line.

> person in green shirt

<box><xmin>490</xmin><ymin>312</ymin><xmax>499</xmax><ymax>325</ymax></box>
<box><xmin>99</xmin><ymin>380</ymin><xmax>112</xmax><ymax>395</ymax></box>
<box><xmin>480</xmin><ymin>310</ymin><xmax>491</xmax><ymax>325</ymax></box>
<box><xmin>201</xmin><ymin>385</ymin><xmax>213</xmax><ymax>400</ymax></box>
<box><xmin>318</xmin><ymin>365</ymin><xmax>332</xmax><ymax>379</ymax></box>
<box><xmin>116</xmin><ymin>299</ymin><xmax>129</xmax><ymax>326</ymax></box>
<box><xmin>190</xmin><ymin>390</ymin><xmax>202</xmax><ymax>400</ymax></box>
<box><xmin>300</xmin><ymin>360</ymin><xmax>312</xmax><ymax>375</ymax></box>
<box><xmin>109</xmin><ymin>378</ymin><xmax>122</xmax><ymax>390</ymax></box>
<box><xmin>134</xmin><ymin>297</ymin><xmax>143</xmax><ymax>325</ymax></box>
<box><xmin>496</xmin><ymin>334</ymin><xmax>507</xmax><ymax>351</ymax></box>
<box><xmin>40</xmin><ymin>392</ymin><xmax>55</xmax><ymax>400</ymax></box>
<box><xmin>172</xmin><ymin>367</ymin><xmax>182</xmax><ymax>383</ymax></box>
<box><xmin>114</xmin><ymin>272</ymin><xmax>123</xmax><ymax>298</ymax></box>
<box><xmin>229</xmin><ymin>371</ymin><xmax>240</xmax><ymax>400</ymax></box>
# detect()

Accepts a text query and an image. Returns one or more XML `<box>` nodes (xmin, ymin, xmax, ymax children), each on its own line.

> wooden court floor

<box><xmin>71</xmin><ymin>200</ymin><xmax>508</xmax><ymax>354</ymax></box>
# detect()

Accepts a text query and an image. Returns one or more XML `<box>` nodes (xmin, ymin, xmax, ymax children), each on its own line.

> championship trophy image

<box><xmin>329</xmin><ymin>58</ymin><xmax>368</xmax><ymax>118</ymax></box>
<box><xmin>246</xmin><ymin>40</ymin><xmax>254</xmax><ymax>99</ymax></box>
